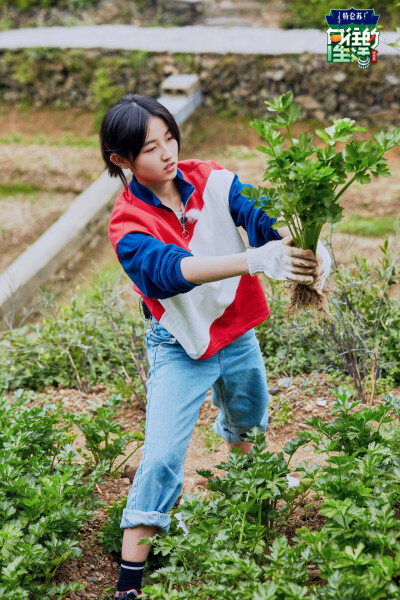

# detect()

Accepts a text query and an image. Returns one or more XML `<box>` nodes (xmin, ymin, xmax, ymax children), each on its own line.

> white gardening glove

<box><xmin>308</xmin><ymin>240</ymin><xmax>332</xmax><ymax>294</ymax></box>
<box><xmin>246</xmin><ymin>236</ymin><xmax>318</xmax><ymax>285</ymax></box>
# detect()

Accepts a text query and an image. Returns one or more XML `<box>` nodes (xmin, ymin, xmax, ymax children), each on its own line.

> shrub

<box><xmin>0</xmin><ymin>0</ymin><xmax>101</xmax><ymax>10</ymax></box>
<box><xmin>65</xmin><ymin>394</ymin><xmax>145</xmax><ymax>476</ymax></box>
<box><xmin>257</xmin><ymin>235</ymin><xmax>400</xmax><ymax>399</ymax></box>
<box><xmin>0</xmin><ymin>389</ymin><xmax>106</xmax><ymax>598</ymax></box>
<box><xmin>0</xmin><ymin>272</ymin><xmax>149</xmax><ymax>406</ymax></box>
<box><xmin>283</xmin><ymin>0</ymin><xmax>400</xmax><ymax>30</ymax></box>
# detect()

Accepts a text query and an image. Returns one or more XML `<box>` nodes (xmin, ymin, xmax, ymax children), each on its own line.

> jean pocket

<box><xmin>146</xmin><ymin>324</ymin><xmax>177</xmax><ymax>346</ymax></box>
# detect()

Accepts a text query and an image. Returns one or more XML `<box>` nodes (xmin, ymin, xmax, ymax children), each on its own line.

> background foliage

<box><xmin>283</xmin><ymin>0</ymin><xmax>400</xmax><ymax>29</ymax></box>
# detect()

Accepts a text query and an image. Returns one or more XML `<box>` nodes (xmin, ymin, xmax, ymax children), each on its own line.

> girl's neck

<box><xmin>139</xmin><ymin>177</ymin><xmax>181</xmax><ymax>211</ymax></box>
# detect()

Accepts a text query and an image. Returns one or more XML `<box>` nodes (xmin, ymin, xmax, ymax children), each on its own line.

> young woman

<box><xmin>101</xmin><ymin>93</ymin><xmax>330</xmax><ymax>599</ymax></box>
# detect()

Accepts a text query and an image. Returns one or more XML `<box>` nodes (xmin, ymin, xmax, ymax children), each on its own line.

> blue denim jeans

<box><xmin>120</xmin><ymin>317</ymin><xmax>270</xmax><ymax>533</ymax></box>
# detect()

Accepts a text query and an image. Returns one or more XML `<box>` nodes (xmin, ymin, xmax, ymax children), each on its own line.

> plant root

<box><xmin>284</xmin><ymin>282</ymin><xmax>333</xmax><ymax>327</ymax></box>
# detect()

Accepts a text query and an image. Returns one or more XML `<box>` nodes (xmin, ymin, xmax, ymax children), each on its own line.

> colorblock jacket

<box><xmin>108</xmin><ymin>158</ymin><xmax>282</xmax><ymax>360</ymax></box>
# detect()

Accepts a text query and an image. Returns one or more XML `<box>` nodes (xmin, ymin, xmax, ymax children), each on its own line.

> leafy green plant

<box><xmin>242</xmin><ymin>91</ymin><xmax>400</xmax><ymax>319</ymax></box>
<box><xmin>98</xmin><ymin>494</ymin><xmax>170</xmax><ymax>576</ymax></box>
<box><xmin>130</xmin><ymin>390</ymin><xmax>400</xmax><ymax>599</ymax></box>
<box><xmin>0</xmin><ymin>389</ymin><xmax>106</xmax><ymax>599</ymax></box>
<box><xmin>91</xmin><ymin>66</ymin><xmax>125</xmax><ymax>129</ymax></box>
<box><xmin>291</xmin><ymin>390</ymin><xmax>400</xmax><ymax>598</ymax></box>
<box><xmin>269</xmin><ymin>396</ymin><xmax>292</xmax><ymax>428</ymax></box>
<box><xmin>65</xmin><ymin>394</ymin><xmax>144</xmax><ymax>476</ymax></box>
<box><xmin>0</xmin><ymin>271</ymin><xmax>149</xmax><ymax>405</ymax></box>
<box><xmin>133</xmin><ymin>427</ymin><xmax>312</xmax><ymax>597</ymax></box>
<box><xmin>97</xmin><ymin>495</ymin><xmax>127</xmax><ymax>554</ymax></box>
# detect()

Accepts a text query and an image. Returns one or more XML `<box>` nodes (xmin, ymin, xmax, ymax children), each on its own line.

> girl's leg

<box><xmin>120</xmin><ymin>327</ymin><xmax>220</xmax><ymax>556</ymax></box>
<box><xmin>211</xmin><ymin>328</ymin><xmax>269</xmax><ymax>446</ymax></box>
<box><xmin>121</xmin><ymin>525</ymin><xmax>158</xmax><ymax>562</ymax></box>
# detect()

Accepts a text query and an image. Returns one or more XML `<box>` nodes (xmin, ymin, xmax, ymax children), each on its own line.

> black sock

<box><xmin>116</xmin><ymin>559</ymin><xmax>146</xmax><ymax>593</ymax></box>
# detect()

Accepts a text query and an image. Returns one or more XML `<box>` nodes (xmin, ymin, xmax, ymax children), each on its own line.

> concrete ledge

<box><xmin>158</xmin><ymin>90</ymin><xmax>203</xmax><ymax>124</ymax></box>
<box><xmin>0</xmin><ymin>171</ymin><xmax>123</xmax><ymax>318</ymax></box>
<box><xmin>0</xmin><ymin>25</ymin><xmax>397</xmax><ymax>55</ymax></box>
<box><xmin>161</xmin><ymin>74</ymin><xmax>201</xmax><ymax>96</ymax></box>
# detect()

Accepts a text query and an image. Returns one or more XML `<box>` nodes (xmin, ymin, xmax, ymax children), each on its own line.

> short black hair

<box><xmin>99</xmin><ymin>93</ymin><xmax>182</xmax><ymax>187</ymax></box>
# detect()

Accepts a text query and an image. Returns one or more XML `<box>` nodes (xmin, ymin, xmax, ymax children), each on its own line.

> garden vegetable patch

<box><xmin>119</xmin><ymin>389</ymin><xmax>400</xmax><ymax>600</ymax></box>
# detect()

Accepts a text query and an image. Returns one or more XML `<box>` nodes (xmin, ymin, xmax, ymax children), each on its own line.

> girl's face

<box><xmin>130</xmin><ymin>116</ymin><xmax>179</xmax><ymax>185</ymax></box>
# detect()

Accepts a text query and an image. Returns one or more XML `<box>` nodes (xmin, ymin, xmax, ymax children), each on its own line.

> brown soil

<box><xmin>0</xmin><ymin>106</ymin><xmax>98</xmax><ymax>140</ymax></box>
<box><xmin>26</xmin><ymin>374</ymin><xmax>399</xmax><ymax>599</ymax></box>
<box><xmin>0</xmin><ymin>106</ymin><xmax>103</xmax><ymax>273</ymax></box>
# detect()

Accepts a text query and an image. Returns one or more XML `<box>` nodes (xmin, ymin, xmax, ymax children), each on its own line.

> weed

<box><xmin>0</xmin><ymin>182</ymin><xmax>40</xmax><ymax>197</ymax></box>
<box><xmin>336</xmin><ymin>213</ymin><xmax>400</xmax><ymax>237</ymax></box>
<box><xmin>270</xmin><ymin>396</ymin><xmax>292</xmax><ymax>428</ymax></box>
<box><xmin>0</xmin><ymin>271</ymin><xmax>149</xmax><ymax>406</ymax></box>
<box><xmin>198</xmin><ymin>424</ymin><xmax>223</xmax><ymax>454</ymax></box>
<box><xmin>0</xmin><ymin>129</ymin><xmax>22</xmax><ymax>143</ymax></box>
<box><xmin>65</xmin><ymin>394</ymin><xmax>144</xmax><ymax>477</ymax></box>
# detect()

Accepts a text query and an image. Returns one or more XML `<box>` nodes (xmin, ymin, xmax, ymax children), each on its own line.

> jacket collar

<box><xmin>129</xmin><ymin>167</ymin><xmax>195</xmax><ymax>209</ymax></box>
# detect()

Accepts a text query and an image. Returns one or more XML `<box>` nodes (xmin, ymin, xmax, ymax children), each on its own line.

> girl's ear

<box><xmin>109</xmin><ymin>154</ymin><xmax>132</xmax><ymax>170</ymax></box>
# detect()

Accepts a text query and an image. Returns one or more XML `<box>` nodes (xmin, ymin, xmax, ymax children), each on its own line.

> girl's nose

<box><xmin>161</xmin><ymin>144</ymin><xmax>173</xmax><ymax>159</ymax></box>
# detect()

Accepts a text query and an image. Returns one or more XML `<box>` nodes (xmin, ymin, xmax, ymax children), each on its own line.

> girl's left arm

<box><xmin>229</xmin><ymin>174</ymin><xmax>290</xmax><ymax>244</ymax></box>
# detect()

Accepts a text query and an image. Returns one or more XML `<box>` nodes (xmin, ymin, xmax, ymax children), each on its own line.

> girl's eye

<box><xmin>146</xmin><ymin>136</ymin><xmax>174</xmax><ymax>153</ymax></box>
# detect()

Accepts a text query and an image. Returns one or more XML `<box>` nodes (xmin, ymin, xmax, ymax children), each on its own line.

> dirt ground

<box><xmin>0</xmin><ymin>106</ymin><xmax>103</xmax><ymax>273</ymax></box>
<box><xmin>29</xmin><ymin>373</ymin><xmax>398</xmax><ymax>599</ymax></box>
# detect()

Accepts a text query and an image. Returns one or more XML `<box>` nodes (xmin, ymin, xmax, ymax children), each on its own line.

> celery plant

<box><xmin>242</xmin><ymin>91</ymin><xmax>400</xmax><ymax>256</ymax></box>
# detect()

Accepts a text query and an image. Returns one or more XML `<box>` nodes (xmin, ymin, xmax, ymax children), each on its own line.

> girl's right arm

<box><xmin>181</xmin><ymin>238</ymin><xmax>318</xmax><ymax>286</ymax></box>
<box><xmin>180</xmin><ymin>253</ymin><xmax>249</xmax><ymax>284</ymax></box>
<box><xmin>117</xmin><ymin>232</ymin><xmax>318</xmax><ymax>298</ymax></box>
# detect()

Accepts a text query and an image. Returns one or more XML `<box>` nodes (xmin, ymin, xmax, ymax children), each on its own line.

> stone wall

<box><xmin>0</xmin><ymin>0</ymin><xmax>204</xmax><ymax>30</ymax></box>
<box><xmin>1</xmin><ymin>48</ymin><xmax>398</xmax><ymax>125</ymax></box>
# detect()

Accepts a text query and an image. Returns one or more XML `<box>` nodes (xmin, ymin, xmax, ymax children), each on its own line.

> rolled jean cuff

<box><xmin>120</xmin><ymin>508</ymin><xmax>171</xmax><ymax>533</ymax></box>
<box><xmin>213</xmin><ymin>418</ymin><xmax>257</xmax><ymax>445</ymax></box>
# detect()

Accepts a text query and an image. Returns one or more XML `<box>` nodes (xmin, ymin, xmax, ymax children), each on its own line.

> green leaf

<box><xmin>265</xmin><ymin>91</ymin><xmax>294</xmax><ymax>112</ymax></box>
<box><xmin>354</xmin><ymin>172</ymin><xmax>371</xmax><ymax>184</ymax></box>
<box><xmin>286</xmin><ymin>101</ymin><xmax>301</xmax><ymax>125</ymax></box>
<box><xmin>315</xmin><ymin>129</ymin><xmax>332</xmax><ymax>143</ymax></box>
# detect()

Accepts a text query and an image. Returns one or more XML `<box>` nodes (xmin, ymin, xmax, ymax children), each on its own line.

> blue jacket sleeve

<box><xmin>117</xmin><ymin>232</ymin><xmax>199</xmax><ymax>299</ymax></box>
<box><xmin>228</xmin><ymin>174</ymin><xmax>283</xmax><ymax>247</ymax></box>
